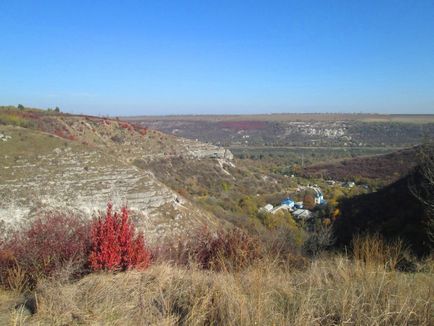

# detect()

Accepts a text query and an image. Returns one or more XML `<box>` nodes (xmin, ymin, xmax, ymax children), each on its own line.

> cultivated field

<box><xmin>125</xmin><ymin>113</ymin><xmax>434</xmax><ymax>123</ymax></box>
<box><xmin>128</xmin><ymin>114</ymin><xmax>434</xmax><ymax>148</ymax></box>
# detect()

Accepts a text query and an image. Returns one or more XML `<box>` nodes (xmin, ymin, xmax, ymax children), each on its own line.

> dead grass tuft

<box><xmin>30</xmin><ymin>255</ymin><xmax>433</xmax><ymax>325</ymax></box>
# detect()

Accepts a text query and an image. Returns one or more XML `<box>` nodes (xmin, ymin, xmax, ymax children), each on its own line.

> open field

<box><xmin>127</xmin><ymin>114</ymin><xmax>434</xmax><ymax>148</ymax></box>
<box><xmin>124</xmin><ymin>113</ymin><xmax>434</xmax><ymax>123</ymax></box>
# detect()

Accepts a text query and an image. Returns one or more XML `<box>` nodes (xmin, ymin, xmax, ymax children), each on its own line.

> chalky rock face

<box><xmin>0</xmin><ymin>122</ymin><xmax>221</xmax><ymax>244</ymax></box>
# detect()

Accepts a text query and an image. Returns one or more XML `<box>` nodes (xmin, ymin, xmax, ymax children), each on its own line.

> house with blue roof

<box><xmin>281</xmin><ymin>197</ymin><xmax>295</xmax><ymax>208</ymax></box>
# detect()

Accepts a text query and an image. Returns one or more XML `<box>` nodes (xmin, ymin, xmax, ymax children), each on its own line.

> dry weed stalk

<box><xmin>29</xmin><ymin>254</ymin><xmax>433</xmax><ymax>325</ymax></box>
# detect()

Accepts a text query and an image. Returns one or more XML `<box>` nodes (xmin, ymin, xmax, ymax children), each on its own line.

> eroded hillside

<box><xmin>0</xmin><ymin>108</ymin><xmax>232</xmax><ymax>242</ymax></box>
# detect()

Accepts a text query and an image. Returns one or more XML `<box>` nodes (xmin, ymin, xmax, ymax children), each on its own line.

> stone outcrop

<box><xmin>0</xmin><ymin>123</ymin><xmax>222</xmax><ymax>243</ymax></box>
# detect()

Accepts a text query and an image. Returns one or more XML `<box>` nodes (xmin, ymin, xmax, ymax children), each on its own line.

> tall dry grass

<box><xmin>20</xmin><ymin>252</ymin><xmax>433</xmax><ymax>326</ymax></box>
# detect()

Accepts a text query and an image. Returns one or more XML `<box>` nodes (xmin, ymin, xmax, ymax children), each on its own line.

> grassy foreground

<box><xmin>6</xmin><ymin>254</ymin><xmax>433</xmax><ymax>325</ymax></box>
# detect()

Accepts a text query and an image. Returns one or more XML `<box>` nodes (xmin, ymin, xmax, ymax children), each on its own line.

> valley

<box><xmin>1</xmin><ymin>106</ymin><xmax>433</xmax><ymax>325</ymax></box>
<box><xmin>2</xmin><ymin>2</ymin><xmax>434</xmax><ymax>323</ymax></box>
<box><xmin>1</xmin><ymin>107</ymin><xmax>429</xmax><ymax>244</ymax></box>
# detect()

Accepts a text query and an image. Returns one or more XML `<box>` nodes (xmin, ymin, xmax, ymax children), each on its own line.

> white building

<box><xmin>292</xmin><ymin>209</ymin><xmax>313</xmax><ymax>220</ymax></box>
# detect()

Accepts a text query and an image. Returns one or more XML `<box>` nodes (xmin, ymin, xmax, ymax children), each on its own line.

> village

<box><xmin>259</xmin><ymin>185</ymin><xmax>324</xmax><ymax>220</ymax></box>
<box><xmin>259</xmin><ymin>180</ymin><xmax>357</xmax><ymax>221</ymax></box>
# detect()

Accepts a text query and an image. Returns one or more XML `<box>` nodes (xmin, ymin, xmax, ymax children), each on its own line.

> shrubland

<box><xmin>143</xmin><ymin>156</ymin><xmax>306</xmax><ymax>234</ymax></box>
<box><xmin>0</xmin><ymin>213</ymin><xmax>91</xmax><ymax>291</ymax></box>
<box><xmin>14</xmin><ymin>237</ymin><xmax>433</xmax><ymax>325</ymax></box>
<box><xmin>0</xmin><ymin>203</ymin><xmax>432</xmax><ymax>325</ymax></box>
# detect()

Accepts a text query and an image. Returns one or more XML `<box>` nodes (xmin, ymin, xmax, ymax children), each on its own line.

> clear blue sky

<box><xmin>1</xmin><ymin>0</ymin><xmax>433</xmax><ymax>115</ymax></box>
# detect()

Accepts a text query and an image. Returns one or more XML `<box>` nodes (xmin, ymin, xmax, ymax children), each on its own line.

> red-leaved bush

<box><xmin>89</xmin><ymin>203</ymin><xmax>151</xmax><ymax>271</ymax></box>
<box><xmin>0</xmin><ymin>213</ymin><xmax>91</xmax><ymax>289</ymax></box>
<box><xmin>155</xmin><ymin>227</ymin><xmax>262</xmax><ymax>271</ymax></box>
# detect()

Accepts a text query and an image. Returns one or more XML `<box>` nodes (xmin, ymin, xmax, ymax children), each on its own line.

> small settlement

<box><xmin>259</xmin><ymin>186</ymin><xmax>327</xmax><ymax>220</ymax></box>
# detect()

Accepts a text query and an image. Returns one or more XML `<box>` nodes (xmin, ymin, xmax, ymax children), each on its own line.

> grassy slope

<box><xmin>4</xmin><ymin>255</ymin><xmax>431</xmax><ymax>325</ymax></box>
<box><xmin>0</xmin><ymin>125</ymin><xmax>81</xmax><ymax>181</ymax></box>
<box><xmin>0</xmin><ymin>106</ymin><xmax>212</xmax><ymax>157</ymax></box>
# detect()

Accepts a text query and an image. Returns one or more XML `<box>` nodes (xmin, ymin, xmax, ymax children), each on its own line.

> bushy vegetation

<box><xmin>0</xmin><ymin>202</ymin><xmax>433</xmax><ymax>324</ymax></box>
<box><xmin>0</xmin><ymin>205</ymin><xmax>266</xmax><ymax>292</ymax></box>
<box><xmin>0</xmin><ymin>213</ymin><xmax>91</xmax><ymax>291</ymax></box>
<box><xmin>0</xmin><ymin>109</ymin><xmax>35</xmax><ymax>128</ymax></box>
<box><xmin>155</xmin><ymin>227</ymin><xmax>262</xmax><ymax>272</ymax></box>
<box><xmin>302</xmin><ymin>146</ymin><xmax>418</xmax><ymax>184</ymax></box>
<box><xmin>232</xmin><ymin>146</ymin><xmax>394</xmax><ymax>170</ymax></box>
<box><xmin>89</xmin><ymin>203</ymin><xmax>151</xmax><ymax>271</ymax></box>
<box><xmin>18</xmin><ymin>241</ymin><xmax>434</xmax><ymax>325</ymax></box>
<box><xmin>0</xmin><ymin>204</ymin><xmax>152</xmax><ymax>292</ymax></box>
<box><xmin>143</xmin><ymin>157</ymin><xmax>305</xmax><ymax>234</ymax></box>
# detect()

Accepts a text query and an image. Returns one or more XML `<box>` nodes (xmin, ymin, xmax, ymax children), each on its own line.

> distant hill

<box><xmin>126</xmin><ymin>114</ymin><xmax>434</xmax><ymax>148</ymax></box>
<box><xmin>333</xmin><ymin>167</ymin><xmax>433</xmax><ymax>256</ymax></box>
<box><xmin>302</xmin><ymin>146</ymin><xmax>419</xmax><ymax>184</ymax></box>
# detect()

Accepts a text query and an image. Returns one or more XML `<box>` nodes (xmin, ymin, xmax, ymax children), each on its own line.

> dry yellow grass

<box><xmin>14</xmin><ymin>254</ymin><xmax>431</xmax><ymax>326</ymax></box>
<box><xmin>0</xmin><ymin>289</ymin><xmax>30</xmax><ymax>326</ymax></box>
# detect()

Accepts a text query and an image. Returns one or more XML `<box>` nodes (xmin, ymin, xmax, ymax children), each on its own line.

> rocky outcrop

<box><xmin>0</xmin><ymin>124</ymin><xmax>222</xmax><ymax>243</ymax></box>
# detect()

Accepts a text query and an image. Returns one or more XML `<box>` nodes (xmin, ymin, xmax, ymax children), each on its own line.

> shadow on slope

<box><xmin>333</xmin><ymin>168</ymin><xmax>433</xmax><ymax>256</ymax></box>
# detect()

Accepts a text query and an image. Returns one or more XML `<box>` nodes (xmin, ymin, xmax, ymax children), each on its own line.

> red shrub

<box><xmin>120</xmin><ymin>122</ymin><xmax>130</xmax><ymax>129</ymax></box>
<box><xmin>21</xmin><ymin>111</ymin><xmax>41</xmax><ymax>121</ymax></box>
<box><xmin>54</xmin><ymin>129</ymin><xmax>65</xmax><ymax>138</ymax></box>
<box><xmin>156</xmin><ymin>227</ymin><xmax>262</xmax><ymax>271</ymax></box>
<box><xmin>194</xmin><ymin>227</ymin><xmax>261</xmax><ymax>271</ymax></box>
<box><xmin>0</xmin><ymin>213</ymin><xmax>91</xmax><ymax>289</ymax></box>
<box><xmin>139</xmin><ymin>127</ymin><xmax>148</xmax><ymax>136</ymax></box>
<box><xmin>89</xmin><ymin>203</ymin><xmax>151</xmax><ymax>271</ymax></box>
<box><xmin>0</xmin><ymin>249</ymin><xmax>16</xmax><ymax>288</ymax></box>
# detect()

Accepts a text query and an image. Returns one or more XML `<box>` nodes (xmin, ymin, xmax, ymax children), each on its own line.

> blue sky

<box><xmin>1</xmin><ymin>0</ymin><xmax>433</xmax><ymax>115</ymax></box>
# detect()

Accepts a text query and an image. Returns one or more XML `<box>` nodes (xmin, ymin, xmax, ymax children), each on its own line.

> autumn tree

<box><xmin>303</xmin><ymin>193</ymin><xmax>316</xmax><ymax>210</ymax></box>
